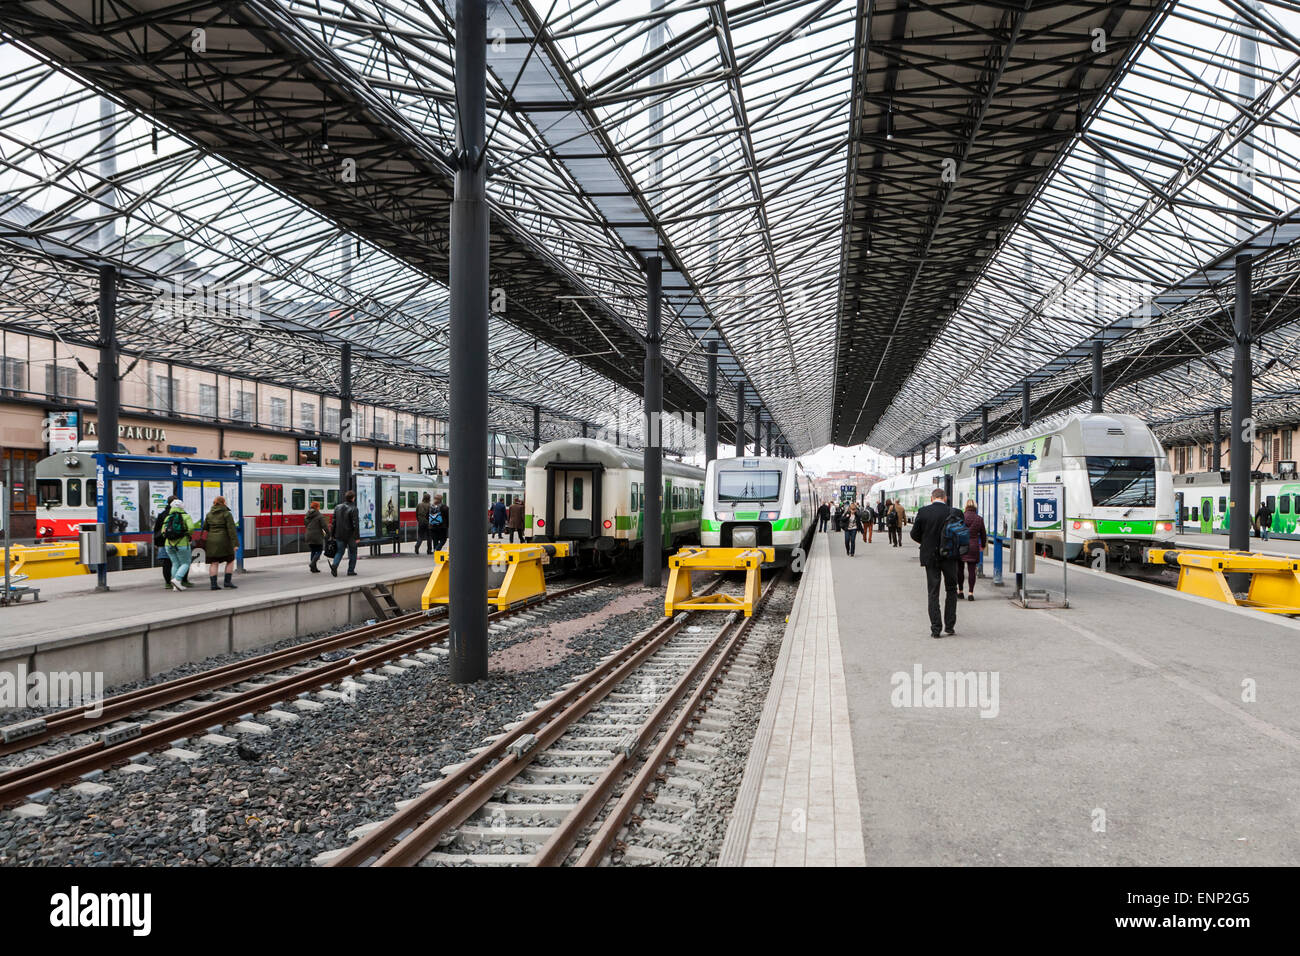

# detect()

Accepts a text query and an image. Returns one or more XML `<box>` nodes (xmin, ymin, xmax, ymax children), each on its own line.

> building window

<box><xmin>269</xmin><ymin>397</ymin><xmax>287</xmax><ymax>427</ymax></box>
<box><xmin>324</xmin><ymin>406</ymin><xmax>339</xmax><ymax>435</ymax></box>
<box><xmin>402</xmin><ymin>421</ymin><xmax>417</xmax><ymax>445</ymax></box>
<box><xmin>300</xmin><ymin>402</ymin><xmax>316</xmax><ymax>432</ymax></box>
<box><xmin>200</xmin><ymin>383</ymin><xmax>218</xmax><ymax>418</ymax></box>
<box><xmin>45</xmin><ymin>365</ymin><xmax>78</xmax><ymax>399</ymax></box>
<box><xmin>231</xmin><ymin>389</ymin><xmax>255</xmax><ymax>421</ymax></box>
<box><xmin>151</xmin><ymin>374</ymin><xmax>176</xmax><ymax>413</ymax></box>
<box><xmin>0</xmin><ymin>356</ymin><xmax>28</xmax><ymax>392</ymax></box>
<box><xmin>372</xmin><ymin>416</ymin><xmax>388</xmax><ymax>441</ymax></box>
<box><xmin>1283</xmin><ymin>430</ymin><xmax>1293</xmax><ymax>461</ymax></box>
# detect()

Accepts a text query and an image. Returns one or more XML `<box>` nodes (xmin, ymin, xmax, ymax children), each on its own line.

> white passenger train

<box><xmin>868</xmin><ymin>413</ymin><xmax>1176</xmax><ymax>563</ymax></box>
<box><xmin>524</xmin><ymin>438</ymin><xmax>704</xmax><ymax>564</ymax></box>
<box><xmin>700</xmin><ymin>456</ymin><xmax>817</xmax><ymax>560</ymax></box>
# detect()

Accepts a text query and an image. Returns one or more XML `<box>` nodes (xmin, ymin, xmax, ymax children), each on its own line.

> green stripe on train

<box><xmin>701</xmin><ymin>517</ymin><xmax>801</xmax><ymax>531</ymax></box>
<box><xmin>1091</xmin><ymin>520</ymin><xmax>1156</xmax><ymax>535</ymax></box>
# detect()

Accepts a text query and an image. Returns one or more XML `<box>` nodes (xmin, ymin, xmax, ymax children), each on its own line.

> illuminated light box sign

<box><xmin>167</xmin><ymin>445</ymin><xmax>197</xmax><ymax>455</ymax></box>
<box><xmin>269</xmin><ymin>454</ymin><xmax>289</xmax><ymax>462</ymax></box>
<box><xmin>228</xmin><ymin>450</ymin><xmax>254</xmax><ymax>459</ymax></box>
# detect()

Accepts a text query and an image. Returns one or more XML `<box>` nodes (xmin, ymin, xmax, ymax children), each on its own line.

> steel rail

<box><xmin>0</xmin><ymin>609</ymin><xmax>436</xmax><ymax>759</ymax></box>
<box><xmin>536</xmin><ymin>572</ymin><xmax>782</xmax><ymax>867</ymax></box>
<box><xmin>330</xmin><ymin>577</ymin><xmax>728</xmax><ymax>867</ymax></box>
<box><xmin>0</xmin><ymin>577</ymin><xmax>607</xmax><ymax>808</ymax></box>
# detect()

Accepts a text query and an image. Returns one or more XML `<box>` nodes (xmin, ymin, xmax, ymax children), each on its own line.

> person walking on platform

<box><xmin>885</xmin><ymin>500</ymin><xmax>901</xmax><ymax>547</ymax></box>
<box><xmin>490</xmin><ymin>498</ymin><xmax>508</xmax><ymax>538</ymax></box>
<box><xmin>817</xmin><ymin>501</ymin><xmax>830</xmax><ymax>532</ymax></box>
<box><xmin>957</xmin><ymin>500</ymin><xmax>987</xmax><ymax>601</ymax></box>
<box><xmin>415</xmin><ymin>492</ymin><xmax>433</xmax><ymax>554</ymax></box>
<box><xmin>507</xmin><ymin>497</ymin><xmax>525</xmax><ymax>543</ymax></box>
<box><xmin>161</xmin><ymin>498</ymin><xmax>198</xmax><ymax>593</ymax></box>
<box><xmin>832</xmin><ymin>504</ymin><xmax>842</xmax><ymax>533</ymax></box>
<box><xmin>153</xmin><ymin>495</ymin><xmax>188</xmax><ymax>590</ymax></box>
<box><xmin>861</xmin><ymin>502</ymin><xmax>875</xmax><ymax>544</ymax></box>
<box><xmin>1255</xmin><ymin>500</ymin><xmax>1274</xmax><ymax>541</ymax></box>
<box><xmin>842</xmin><ymin>502</ymin><xmax>865</xmax><ymax>556</ymax></box>
<box><xmin>202</xmin><ymin>496</ymin><xmax>239</xmax><ymax>590</ymax></box>
<box><xmin>892</xmin><ymin>500</ymin><xmax>907</xmax><ymax>546</ymax></box>
<box><xmin>330</xmin><ymin>489</ymin><xmax>361</xmax><ymax>577</ymax></box>
<box><xmin>429</xmin><ymin>493</ymin><xmax>449</xmax><ymax>552</ymax></box>
<box><xmin>304</xmin><ymin>500</ymin><xmax>328</xmax><ymax>572</ymax></box>
<box><xmin>911</xmin><ymin>488</ymin><xmax>963</xmax><ymax>638</ymax></box>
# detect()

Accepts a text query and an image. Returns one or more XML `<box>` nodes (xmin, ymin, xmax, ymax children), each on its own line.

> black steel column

<box><xmin>96</xmin><ymin>265</ymin><xmax>119</xmax><ymax>591</ymax></box>
<box><xmin>581</xmin><ymin>422</ymin><xmax>588</xmax><ymax>439</ymax></box>
<box><xmin>643</xmin><ymin>256</ymin><xmax>664</xmax><ymax>587</ymax></box>
<box><xmin>532</xmin><ymin>405</ymin><xmax>541</xmax><ymax>450</ymax></box>
<box><xmin>449</xmin><ymin>0</ymin><xmax>490</xmax><ymax>683</ymax></box>
<box><xmin>338</xmin><ymin>343</ymin><xmax>352</xmax><ymax>496</ymax></box>
<box><xmin>735</xmin><ymin>387</ymin><xmax>745</xmax><ymax>456</ymax></box>
<box><xmin>1213</xmin><ymin>408</ymin><xmax>1222</xmax><ymax>471</ymax></box>
<box><xmin>921</xmin><ymin>446</ymin><xmax>926</xmax><ymax>467</ymax></box>
<box><xmin>1091</xmin><ymin>340</ymin><xmax>1104</xmax><ymax>413</ymax></box>
<box><xmin>705</xmin><ymin>342</ymin><xmax>718</xmax><ymax>464</ymax></box>
<box><xmin>1229</xmin><ymin>255</ymin><xmax>1253</xmax><ymax>555</ymax></box>
<box><xmin>752</xmin><ymin>406</ymin><xmax>761</xmax><ymax>457</ymax></box>
<box><xmin>1021</xmin><ymin>382</ymin><xmax>1031</xmax><ymax>430</ymax></box>
<box><xmin>981</xmin><ymin>406</ymin><xmax>988</xmax><ymax>444</ymax></box>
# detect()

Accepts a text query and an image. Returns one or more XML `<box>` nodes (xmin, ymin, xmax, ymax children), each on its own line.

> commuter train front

<box><xmin>869</xmin><ymin>413</ymin><xmax>1176</xmax><ymax>564</ymax></box>
<box><xmin>700</xmin><ymin>456</ymin><xmax>816</xmax><ymax>560</ymax></box>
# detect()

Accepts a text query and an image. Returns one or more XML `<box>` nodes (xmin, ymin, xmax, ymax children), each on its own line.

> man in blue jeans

<box><xmin>330</xmin><ymin>489</ymin><xmax>360</xmax><ymax>576</ymax></box>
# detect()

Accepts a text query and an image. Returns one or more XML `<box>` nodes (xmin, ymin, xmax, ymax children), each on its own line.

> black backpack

<box><xmin>163</xmin><ymin>510</ymin><xmax>187</xmax><ymax>541</ymax></box>
<box><xmin>939</xmin><ymin>513</ymin><xmax>971</xmax><ymax>559</ymax></box>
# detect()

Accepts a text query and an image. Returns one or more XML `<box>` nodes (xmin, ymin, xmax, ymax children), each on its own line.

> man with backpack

<box><xmin>330</xmin><ymin>489</ymin><xmax>361</xmax><ymax>577</ymax></box>
<box><xmin>428</xmin><ymin>493</ymin><xmax>449</xmax><ymax>553</ymax></box>
<box><xmin>910</xmin><ymin>488</ymin><xmax>968</xmax><ymax>638</ymax></box>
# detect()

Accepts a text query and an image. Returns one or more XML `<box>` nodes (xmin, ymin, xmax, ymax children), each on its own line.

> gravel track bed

<box><xmin>0</xmin><ymin>579</ymin><xmax>662</xmax><ymax>866</ymax></box>
<box><xmin>605</xmin><ymin>576</ymin><xmax>795</xmax><ymax>866</ymax></box>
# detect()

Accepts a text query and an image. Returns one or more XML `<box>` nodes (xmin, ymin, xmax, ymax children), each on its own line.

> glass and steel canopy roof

<box><xmin>3</xmin><ymin>0</ymin><xmax>1300</xmax><ymax>455</ymax></box>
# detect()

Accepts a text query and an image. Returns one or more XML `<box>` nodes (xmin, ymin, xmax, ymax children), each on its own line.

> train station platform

<box><xmin>1176</xmin><ymin>530</ymin><xmax>1300</xmax><ymax>557</ymax></box>
<box><xmin>727</xmin><ymin>526</ymin><xmax>1300</xmax><ymax>866</ymax></box>
<box><xmin>0</xmin><ymin>551</ymin><xmax>437</xmax><ymax>694</ymax></box>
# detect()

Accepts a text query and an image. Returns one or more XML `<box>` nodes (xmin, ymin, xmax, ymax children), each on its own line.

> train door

<box><xmin>260</xmin><ymin>483</ymin><xmax>284</xmax><ymax>527</ymax></box>
<box><xmin>1199</xmin><ymin>496</ymin><xmax>1212</xmax><ymax>534</ymax></box>
<box><xmin>554</xmin><ymin>469</ymin><xmax>591</xmax><ymax>538</ymax></box>
<box><xmin>662</xmin><ymin>478</ymin><xmax>673</xmax><ymax>549</ymax></box>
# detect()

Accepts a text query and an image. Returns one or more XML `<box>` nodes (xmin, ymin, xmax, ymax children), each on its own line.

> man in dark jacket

<box><xmin>910</xmin><ymin>488</ymin><xmax>962</xmax><ymax>638</ymax></box>
<box><xmin>490</xmin><ymin>498</ymin><xmax>507</xmax><ymax>538</ymax></box>
<box><xmin>415</xmin><ymin>493</ymin><xmax>433</xmax><ymax>554</ymax></box>
<box><xmin>817</xmin><ymin>502</ymin><xmax>830</xmax><ymax>532</ymax></box>
<box><xmin>1255</xmin><ymin>500</ymin><xmax>1274</xmax><ymax>541</ymax></box>
<box><xmin>330</xmin><ymin>489</ymin><xmax>360</xmax><ymax>577</ymax></box>
<box><xmin>152</xmin><ymin>495</ymin><xmax>188</xmax><ymax>589</ymax></box>
<box><xmin>428</xmin><ymin>493</ymin><xmax>449</xmax><ymax>552</ymax></box>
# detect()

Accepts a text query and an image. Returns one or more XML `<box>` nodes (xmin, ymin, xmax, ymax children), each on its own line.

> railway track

<box><xmin>326</xmin><ymin>572</ymin><xmax>783</xmax><ymax>867</ymax></box>
<box><xmin>0</xmin><ymin>576</ymin><xmax>612</xmax><ymax>808</ymax></box>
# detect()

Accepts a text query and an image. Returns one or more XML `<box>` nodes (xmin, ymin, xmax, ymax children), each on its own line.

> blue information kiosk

<box><xmin>973</xmin><ymin>454</ymin><xmax>1035</xmax><ymax>587</ymax></box>
<box><xmin>93</xmin><ymin>454</ymin><xmax>245</xmax><ymax>589</ymax></box>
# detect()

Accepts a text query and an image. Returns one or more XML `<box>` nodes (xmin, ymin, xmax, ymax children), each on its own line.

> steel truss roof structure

<box><xmin>860</xmin><ymin>0</ymin><xmax>1300</xmax><ymax>457</ymax></box>
<box><xmin>4</xmin><ymin>0</ymin><xmax>1300</xmax><ymax>458</ymax></box>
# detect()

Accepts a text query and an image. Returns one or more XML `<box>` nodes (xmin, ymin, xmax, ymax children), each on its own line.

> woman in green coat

<box><xmin>202</xmin><ymin>496</ymin><xmax>240</xmax><ymax>590</ymax></box>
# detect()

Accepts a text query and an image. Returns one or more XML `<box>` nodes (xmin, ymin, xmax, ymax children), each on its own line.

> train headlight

<box><xmin>717</xmin><ymin>511</ymin><xmax>732</xmax><ymax>520</ymax></box>
<box><xmin>1072</xmin><ymin>520</ymin><xmax>1094</xmax><ymax>534</ymax></box>
<box><xmin>1158</xmin><ymin>521</ymin><xmax>1173</xmax><ymax>532</ymax></box>
<box><xmin>536</xmin><ymin>518</ymin><xmax>545</xmax><ymax>528</ymax></box>
<box><xmin>761</xmin><ymin>511</ymin><xmax>779</xmax><ymax>520</ymax></box>
<box><xmin>603</xmin><ymin>519</ymin><xmax>612</xmax><ymax>530</ymax></box>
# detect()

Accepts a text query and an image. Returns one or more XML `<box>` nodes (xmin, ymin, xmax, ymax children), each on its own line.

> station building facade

<box><xmin>1</xmin><ymin>328</ymin><xmax>448</xmax><ymax>537</ymax></box>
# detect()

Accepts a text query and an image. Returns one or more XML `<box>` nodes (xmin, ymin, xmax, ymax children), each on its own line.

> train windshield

<box><xmin>1086</xmin><ymin>457</ymin><xmax>1156</xmax><ymax>508</ymax></box>
<box><xmin>717</xmin><ymin>470</ymin><xmax>782</xmax><ymax>502</ymax></box>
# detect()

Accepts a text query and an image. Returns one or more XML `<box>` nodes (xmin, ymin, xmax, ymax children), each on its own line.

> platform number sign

<box><xmin>1027</xmin><ymin>483</ymin><xmax>1064</xmax><ymax>532</ymax></box>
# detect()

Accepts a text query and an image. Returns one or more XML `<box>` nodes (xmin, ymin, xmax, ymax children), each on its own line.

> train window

<box><xmin>37</xmin><ymin>479</ymin><xmax>62</xmax><ymax>506</ymax></box>
<box><xmin>1219</xmin><ymin>497</ymin><xmax>1227</xmax><ymax>512</ymax></box>
<box><xmin>327</xmin><ymin>489</ymin><xmax>338</xmax><ymax>509</ymax></box>
<box><xmin>1043</xmin><ymin>437</ymin><xmax>1052</xmax><ymax>457</ymax></box>
<box><xmin>1280</xmin><ymin>496</ymin><xmax>1291</xmax><ymax>515</ymax></box>
<box><xmin>309</xmin><ymin>489</ymin><xmax>324</xmax><ymax>508</ymax></box>
<box><xmin>87</xmin><ymin>479</ymin><xmax>97</xmax><ymax>504</ymax></box>
<box><xmin>1191</xmin><ymin>507</ymin><xmax>1199</xmax><ymax>521</ymax></box>
<box><xmin>1267</xmin><ymin>495</ymin><xmax>1276</xmax><ymax>511</ymax></box>
<box><xmin>572</xmin><ymin>478</ymin><xmax>583</xmax><ymax>510</ymax></box>
<box><xmin>292</xmin><ymin>488</ymin><xmax>306</xmax><ymax>511</ymax></box>
<box><xmin>67</xmin><ymin>478</ymin><xmax>82</xmax><ymax>508</ymax></box>
<box><xmin>631</xmin><ymin>482</ymin><xmax>639</xmax><ymax>512</ymax></box>
<box><xmin>794</xmin><ymin>481</ymin><xmax>801</xmax><ymax>504</ymax></box>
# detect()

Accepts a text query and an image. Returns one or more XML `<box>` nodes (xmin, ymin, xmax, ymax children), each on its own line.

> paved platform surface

<box><xmin>826</xmin><ymin>528</ymin><xmax>1300</xmax><ymax>865</ymax></box>
<box><xmin>0</xmin><ymin>549</ymin><xmax>436</xmax><ymax>663</ymax></box>
<box><xmin>720</xmin><ymin>533</ymin><xmax>866</xmax><ymax>866</ymax></box>
<box><xmin>1176</xmin><ymin>530</ymin><xmax>1300</xmax><ymax>557</ymax></box>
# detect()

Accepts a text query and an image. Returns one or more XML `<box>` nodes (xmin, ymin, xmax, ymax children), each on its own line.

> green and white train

<box><xmin>700</xmin><ymin>456</ymin><xmax>817</xmax><ymax>560</ymax></box>
<box><xmin>524</xmin><ymin>438</ymin><xmax>704</xmax><ymax>565</ymax></box>
<box><xmin>868</xmin><ymin>413</ymin><xmax>1177</xmax><ymax>563</ymax></box>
